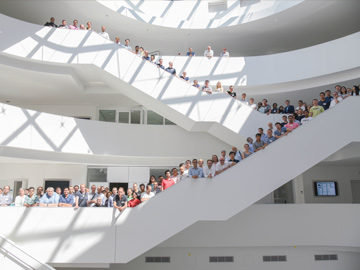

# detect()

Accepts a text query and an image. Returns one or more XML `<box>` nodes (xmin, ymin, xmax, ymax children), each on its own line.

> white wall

<box><xmin>0</xmin><ymin>164</ymin><xmax>87</xmax><ymax>191</ymax></box>
<box><xmin>0</xmin><ymin>205</ymin><xmax>359</xmax><ymax>267</ymax></box>
<box><xmin>19</xmin><ymin>105</ymin><xmax>97</xmax><ymax>120</ymax></box>
<box><xmin>0</xmin><ymin>103</ymin><xmax>232</xmax><ymax>162</ymax></box>
<box><xmin>302</xmin><ymin>165</ymin><xmax>360</xmax><ymax>204</ymax></box>
<box><xmin>113</xmin><ymin>246</ymin><xmax>360</xmax><ymax>270</ymax></box>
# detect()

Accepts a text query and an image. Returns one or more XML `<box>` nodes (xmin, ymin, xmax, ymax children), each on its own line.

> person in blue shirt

<box><xmin>318</xmin><ymin>92</ymin><xmax>329</xmax><ymax>110</ymax></box>
<box><xmin>122</xmin><ymin>39</ymin><xmax>132</xmax><ymax>51</ymax></box>
<box><xmin>157</xmin><ymin>58</ymin><xmax>165</xmax><ymax>69</ymax></box>
<box><xmin>39</xmin><ymin>187</ymin><xmax>59</xmax><ymax>207</ymax></box>
<box><xmin>192</xmin><ymin>79</ymin><xmax>200</xmax><ymax>89</ymax></box>
<box><xmin>142</xmin><ymin>50</ymin><xmax>151</xmax><ymax>61</ymax></box>
<box><xmin>258</xmin><ymin>128</ymin><xmax>269</xmax><ymax>144</ymax></box>
<box><xmin>180</xmin><ymin>71</ymin><xmax>189</xmax><ymax>82</ymax></box>
<box><xmin>186</xmin><ymin>47</ymin><xmax>195</xmax><ymax>56</ymax></box>
<box><xmin>58</xmin><ymin>187</ymin><xmax>74</xmax><ymax>207</ymax></box>
<box><xmin>267</xmin><ymin>129</ymin><xmax>277</xmax><ymax>144</ymax></box>
<box><xmin>188</xmin><ymin>159</ymin><xmax>204</xmax><ymax>179</ymax></box>
<box><xmin>324</xmin><ymin>90</ymin><xmax>333</xmax><ymax>105</ymax></box>
<box><xmin>274</xmin><ymin>122</ymin><xmax>291</xmax><ymax>139</ymax></box>
<box><xmin>246</xmin><ymin>137</ymin><xmax>255</xmax><ymax>153</ymax></box>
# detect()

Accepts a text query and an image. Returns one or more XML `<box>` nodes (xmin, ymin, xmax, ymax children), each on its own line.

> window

<box><xmin>147</xmin><ymin>111</ymin><xmax>163</xmax><ymax>125</ymax></box>
<box><xmin>130</xmin><ymin>110</ymin><xmax>141</xmax><ymax>124</ymax></box>
<box><xmin>87</xmin><ymin>168</ymin><xmax>107</xmax><ymax>183</ymax></box>
<box><xmin>99</xmin><ymin>110</ymin><xmax>116</xmax><ymax>122</ymax></box>
<box><xmin>98</xmin><ymin>108</ymin><xmax>175</xmax><ymax>125</ymax></box>
<box><xmin>165</xmin><ymin>118</ymin><xmax>176</xmax><ymax>125</ymax></box>
<box><xmin>118</xmin><ymin>112</ymin><xmax>130</xmax><ymax>124</ymax></box>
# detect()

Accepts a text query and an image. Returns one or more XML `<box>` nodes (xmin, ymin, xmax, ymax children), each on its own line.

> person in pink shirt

<box><xmin>285</xmin><ymin>115</ymin><xmax>300</xmax><ymax>130</ymax></box>
<box><xmin>161</xmin><ymin>170</ymin><xmax>175</xmax><ymax>191</ymax></box>
<box><xmin>69</xmin><ymin>20</ymin><xmax>79</xmax><ymax>30</ymax></box>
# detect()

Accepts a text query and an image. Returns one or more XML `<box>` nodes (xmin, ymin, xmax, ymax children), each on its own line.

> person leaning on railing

<box><xmin>39</xmin><ymin>187</ymin><xmax>59</xmax><ymax>207</ymax></box>
<box><xmin>0</xmin><ymin>185</ymin><xmax>13</xmax><ymax>206</ymax></box>
<box><xmin>74</xmin><ymin>184</ymin><xmax>88</xmax><ymax>208</ymax></box>
<box><xmin>24</xmin><ymin>187</ymin><xmax>39</xmax><ymax>208</ymax></box>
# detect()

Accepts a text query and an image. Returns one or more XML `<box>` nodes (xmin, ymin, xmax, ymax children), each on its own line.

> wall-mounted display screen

<box><xmin>314</xmin><ymin>181</ymin><xmax>338</xmax><ymax>196</ymax></box>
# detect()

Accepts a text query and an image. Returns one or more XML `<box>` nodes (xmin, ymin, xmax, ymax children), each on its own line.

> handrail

<box><xmin>0</xmin><ymin>234</ymin><xmax>55</xmax><ymax>270</ymax></box>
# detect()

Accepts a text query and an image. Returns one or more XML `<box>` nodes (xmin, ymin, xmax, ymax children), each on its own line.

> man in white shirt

<box><xmin>184</xmin><ymin>160</ymin><xmax>191</xmax><ymax>175</ymax></box>
<box><xmin>295</xmin><ymin>100</ymin><xmax>306</xmax><ymax>111</ymax></box>
<box><xmin>203</xmin><ymin>160</ymin><xmax>216</xmax><ymax>179</ymax></box>
<box><xmin>141</xmin><ymin>184</ymin><xmax>155</xmax><ymax>202</ymax></box>
<box><xmin>330</xmin><ymin>92</ymin><xmax>343</xmax><ymax>108</ymax></box>
<box><xmin>249</xmin><ymin>98</ymin><xmax>257</xmax><ymax>109</ymax></box>
<box><xmin>204</xmin><ymin>46</ymin><xmax>214</xmax><ymax>58</ymax></box>
<box><xmin>98</xmin><ymin>26</ymin><xmax>110</xmax><ymax>40</ymax></box>
<box><xmin>115</xmin><ymin>37</ymin><xmax>122</xmax><ymax>46</ymax></box>
<box><xmin>240</xmin><ymin>93</ymin><xmax>248</xmax><ymax>105</ymax></box>
<box><xmin>87</xmin><ymin>185</ymin><xmax>104</xmax><ymax>207</ymax></box>
<box><xmin>178</xmin><ymin>163</ymin><xmax>188</xmax><ymax>182</ymax></box>
<box><xmin>202</xmin><ymin>80</ymin><xmax>212</xmax><ymax>94</ymax></box>
<box><xmin>215</xmin><ymin>158</ymin><xmax>234</xmax><ymax>176</ymax></box>
<box><xmin>171</xmin><ymin>167</ymin><xmax>179</xmax><ymax>184</ymax></box>
<box><xmin>220</xmin><ymin>150</ymin><xmax>230</xmax><ymax>162</ymax></box>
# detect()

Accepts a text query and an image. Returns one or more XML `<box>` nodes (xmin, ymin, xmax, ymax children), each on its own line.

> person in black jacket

<box><xmin>283</xmin><ymin>100</ymin><xmax>294</xmax><ymax>114</ymax></box>
<box><xmin>44</xmin><ymin>17</ymin><xmax>57</xmax><ymax>28</ymax></box>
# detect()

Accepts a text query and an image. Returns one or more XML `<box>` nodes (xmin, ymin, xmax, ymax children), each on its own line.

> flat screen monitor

<box><xmin>314</xmin><ymin>181</ymin><xmax>338</xmax><ymax>196</ymax></box>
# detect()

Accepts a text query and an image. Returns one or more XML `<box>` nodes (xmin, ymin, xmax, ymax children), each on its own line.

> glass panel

<box><xmin>165</xmin><ymin>118</ymin><xmax>176</xmax><ymax>125</ymax></box>
<box><xmin>131</xmin><ymin>110</ymin><xmax>141</xmax><ymax>124</ymax></box>
<box><xmin>99</xmin><ymin>110</ymin><xmax>115</xmax><ymax>122</ymax></box>
<box><xmin>118</xmin><ymin>112</ymin><xmax>129</xmax><ymax>123</ymax></box>
<box><xmin>87</xmin><ymin>168</ymin><xmax>107</xmax><ymax>183</ymax></box>
<box><xmin>147</xmin><ymin>111</ymin><xmax>163</xmax><ymax>125</ymax></box>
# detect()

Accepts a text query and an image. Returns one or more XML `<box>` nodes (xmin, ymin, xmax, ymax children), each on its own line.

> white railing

<box><xmin>0</xmin><ymin>234</ymin><xmax>55</xmax><ymax>270</ymax></box>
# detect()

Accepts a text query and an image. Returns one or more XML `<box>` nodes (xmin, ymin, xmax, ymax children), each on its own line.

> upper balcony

<box><xmin>0</xmin><ymin>14</ymin><xmax>359</xmax><ymax>147</ymax></box>
<box><xmin>0</xmin><ymin>0</ymin><xmax>360</xmax><ymax>56</ymax></box>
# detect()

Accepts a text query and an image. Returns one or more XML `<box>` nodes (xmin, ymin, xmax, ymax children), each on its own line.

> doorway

<box><xmin>351</xmin><ymin>180</ymin><xmax>360</xmax><ymax>203</ymax></box>
<box><xmin>44</xmin><ymin>179</ymin><xmax>70</xmax><ymax>195</ymax></box>
<box><xmin>109</xmin><ymin>183</ymin><xmax>128</xmax><ymax>193</ymax></box>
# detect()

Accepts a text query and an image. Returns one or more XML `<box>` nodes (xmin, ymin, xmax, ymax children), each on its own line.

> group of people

<box><xmin>0</xmin><ymin>83</ymin><xmax>357</xmax><ymax>211</ymax></box>
<box><xmin>0</xmin><ymin>184</ymin><xmax>152</xmax><ymax>212</ymax></box>
<box><xmin>254</xmin><ymin>85</ymin><xmax>359</xmax><ymax>115</ymax></box>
